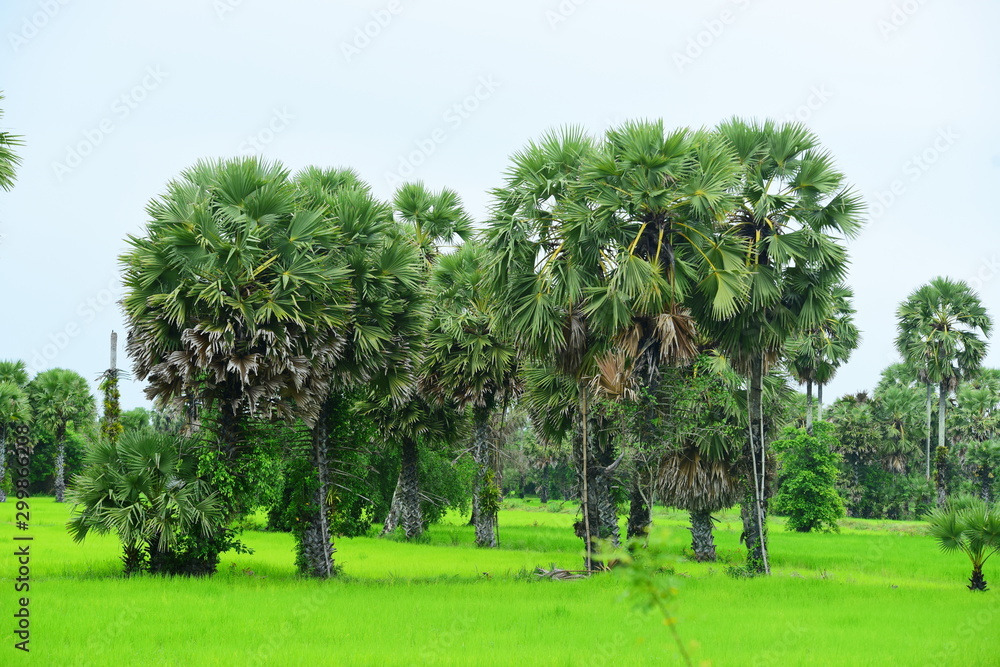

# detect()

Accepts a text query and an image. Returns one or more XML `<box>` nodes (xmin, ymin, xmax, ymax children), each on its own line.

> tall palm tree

<box><xmin>366</xmin><ymin>182</ymin><xmax>473</xmax><ymax>542</ymax></box>
<box><xmin>0</xmin><ymin>94</ymin><xmax>23</xmax><ymax>191</ymax></box>
<box><xmin>786</xmin><ymin>285</ymin><xmax>860</xmax><ymax>430</ymax></box>
<box><xmin>896</xmin><ymin>277</ymin><xmax>993</xmax><ymax>485</ymax></box>
<box><xmin>485</xmin><ymin>122</ymin><xmax>747</xmax><ymax>569</ymax></box>
<box><xmin>0</xmin><ymin>381</ymin><xmax>30</xmax><ymax>502</ymax></box>
<box><xmin>122</xmin><ymin>159</ymin><xmax>425</xmax><ymax>577</ymax></box>
<box><xmin>423</xmin><ymin>242</ymin><xmax>519</xmax><ymax>547</ymax></box>
<box><xmin>705</xmin><ymin>118</ymin><xmax>863</xmax><ymax>574</ymax></box>
<box><xmin>26</xmin><ymin>369</ymin><xmax>95</xmax><ymax>502</ymax></box>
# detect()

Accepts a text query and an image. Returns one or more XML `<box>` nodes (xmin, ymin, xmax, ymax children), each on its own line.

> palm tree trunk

<box><xmin>399</xmin><ymin>436</ymin><xmax>423</xmax><ymax>540</ymax></box>
<box><xmin>805</xmin><ymin>379</ymin><xmax>813</xmax><ymax>433</ymax></box>
<box><xmin>381</xmin><ymin>475</ymin><xmax>403</xmax><ymax>535</ymax></box>
<box><xmin>539</xmin><ymin>467</ymin><xmax>549</xmax><ymax>504</ymax></box>
<box><xmin>299</xmin><ymin>396</ymin><xmax>336</xmax><ymax>577</ymax></box>
<box><xmin>925</xmin><ymin>382</ymin><xmax>934</xmax><ymax>479</ymax></box>
<box><xmin>121</xmin><ymin>540</ymin><xmax>144</xmax><ymax>577</ymax></box>
<box><xmin>689</xmin><ymin>509</ymin><xmax>716</xmax><ymax>562</ymax></box>
<box><xmin>472</xmin><ymin>410</ymin><xmax>497</xmax><ymax>548</ymax></box>
<box><xmin>938</xmin><ymin>379</ymin><xmax>948</xmax><ymax>454</ymax></box>
<box><xmin>969</xmin><ymin>564</ymin><xmax>988</xmax><ymax>592</ymax></box>
<box><xmin>742</xmin><ymin>356</ymin><xmax>770</xmax><ymax>574</ymax></box>
<box><xmin>626</xmin><ymin>472</ymin><xmax>651</xmax><ymax>539</ymax></box>
<box><xmin>578</xmin><ymin>385</ymin><xmax>594</xmax><ymax>570</ymax></box>
<box><xmin>817</xmin><ymin>382</ymin><xmax>824</xmax><ymax>421</ymax></box>
<box><xmin>54</xmin><ymin>439</ymin><xmax>66</xmax><ymax>503</ymax></box>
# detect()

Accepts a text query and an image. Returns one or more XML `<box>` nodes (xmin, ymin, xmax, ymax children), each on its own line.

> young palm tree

<box><xmin>0</xmin><ymin>381</ymin><xmax>31</xmax><ymax>502</ymax></box>
<box><xmin>896</xmin><ymin>277</ymin><xmax>993</xmax><ymax>487</ymax></box>
<box><xmin>67</xmin><ymin>430</ymin><xmax>223</xmax><ymax>576</ymax></box>
<box><xmin>705</xmin><ymin>118</ymin><xmax>863</xmax><ymax>574</ymax></box>
<box><xmin>926</xmin><ymin>497</ymin><xmax>1000</xmax><ymax>591</ymax></box>
<box><xmin>27</xmin><ymin>369</ymin><xmax>95</xmax><ymax>502</ymax></box>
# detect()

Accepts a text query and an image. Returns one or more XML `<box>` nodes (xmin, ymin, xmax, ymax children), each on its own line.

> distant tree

<box><xmin>896</xmin><ymin>277</ymin><xmax>993</xmax><ymax>485</ymax></box>
<box><xmin>27</xmin><ymin>369</ymin><xmax>95</xmax><ymax>502</ymax></box>
<box><xmin>0</xmin><ymin>381</ymin><xmax>31</xmax><ymax>502</ymax></box>
<box><xmin>786</xmin><ymin>285</ymin><xmax>860</xmax><ymax>430</ymax></box>
<box><xmin>926</xmin><ymin>497</ymin><xmax>1000</xmax><ymax>591</ymax></box>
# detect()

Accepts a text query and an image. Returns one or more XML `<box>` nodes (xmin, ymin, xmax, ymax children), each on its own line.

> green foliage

<box><xmin>925</xmin><ymin>496</ymin><xmax>1000</xmax><ymax>591</ymax></box>
<box><xmin>66</xmin><ymin>430</ymin><xmax>227</xmax><ymax>576</ymax></box>
<box><xmin>772</xmin><ymin>423</ymin><xmax>845</xmax><ymax>532</ymax></box>
<box><xmin>99</xmin><ymin>372</ymin><xmax>123</xmax><ymax>445</ymax></box>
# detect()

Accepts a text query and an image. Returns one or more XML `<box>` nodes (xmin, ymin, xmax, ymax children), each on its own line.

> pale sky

<box><xmin>1</xmin><ymin>0</ymin><xmax>998</xmax><ymax>410</ymax></box>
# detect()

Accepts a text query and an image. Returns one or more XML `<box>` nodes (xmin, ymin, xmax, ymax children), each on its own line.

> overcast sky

<box><xmin>1</xmin><ymin>0</ymin><xmax>998</xmax><ymax>410</ymax></box>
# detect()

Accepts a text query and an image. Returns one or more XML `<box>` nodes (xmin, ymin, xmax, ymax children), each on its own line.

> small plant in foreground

<box><xmin>925</xmin><ymin>496</ymin><xmax>1000</xmax><ymax>591</ymax></box>
<box><xmin>608</xmin><ymin>533</ymin><xmax>696</xmax><ymax>667</ymax></box>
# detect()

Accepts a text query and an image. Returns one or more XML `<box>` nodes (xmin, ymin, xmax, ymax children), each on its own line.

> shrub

<box><xmin>772</xmin><ymin>423</ymin><xmax>845</xmax><ymax>533</ymax></box>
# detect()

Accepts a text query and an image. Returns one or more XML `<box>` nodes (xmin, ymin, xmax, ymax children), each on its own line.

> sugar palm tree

<box><xmin>485</xmin><ymin>121</ymin><xmax>747</xmax><ymax>569</ymax></box>
<box><xmin>705</xmin><ymin>118</ymin><xmax>863</xmax><ymax>574</ymax></box>
<box><xmin>873</xmin><ymin>385</ymin><xmax>926</xmax><ymax>473</ymax></box>
<box><xmin>926</xmin><ymin>497</ymin><xmax>1000</xmax><ymax>591</ymax></box>
<box><xmin>423</xmin><ymin>242</ymin><xmax>519</xmax><ymax>547</ymax></box>
<box><xmin>27</xmin><ymin>369</ymin><xmax>95</xmax><ymax>502</ymax></box>
<box><xmin>0</xmin><ymin>94</ymin><xmax>23</xmax><ymax>191</ymax></box>
<box><xmin>896</xmin><ymin>277</ymin><xmax>993</xmax><ymax>485</ymax></box>
<box><xmin>786</xmin><ymin>285</ymin><xmax>860</xmax><ymax>430</ymax></box>
<box><xmin>365</xmin><ymin>182</ymin><xmax>473</xmax><ymax>542</ymax></box>
<box><xmin>0</xmin><ymin>381</ymin><xmax>30</xmax><ymax>502</ymax></box>
<box><xmin>67</xmin><ymin>430</ymin><xmax>223</xmax><ymax>576</ymax></box>
<box><xmin>0</xmin><ymin>360</ymin><xmax>29</xmax><ymax>387</ymax></box>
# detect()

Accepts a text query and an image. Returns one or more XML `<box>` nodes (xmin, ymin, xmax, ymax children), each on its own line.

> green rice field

<box><xmin>2</xmin><ymin>497</ymin><xmax>998</xmax><ymax>665</ymax></box>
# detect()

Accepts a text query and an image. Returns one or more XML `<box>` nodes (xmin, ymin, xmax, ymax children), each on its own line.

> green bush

<box><xmin>772</xmin><ymin>423</ymin><xmax>845</xmax><ymax>533</ymax></box>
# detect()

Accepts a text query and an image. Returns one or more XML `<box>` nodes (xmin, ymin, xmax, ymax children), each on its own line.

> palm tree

<box><xmin>423</xmin><ymin>242</ymin><xmax>519</xmax><ymax>547</ymax></box>
<box><xmin>0</xmin><ymin>382</ymin><xmax>30</xmax><ymax>502</ymax></box>
<box><xmin>896</xmin><ymin>277</ymin><xmax>993</xmax><ymax>486</ymax></box>
<box><xmin>27</xmin><ymin>369</ymin><xmax>95</xmax><ymax>502</ymax></box>
<box><xmin>122</xmin><ymin>159</ymin><xmax>425</xmax><ymax>577</ymax></box>
<box><xmin>0</xmin><ymin>94</ymin><xmax>23</xmax><ymax>191</ymax></box>
<box><xmin>67</xmin><ymin>430</ymin><xmax>223</xmax><ymax>576</ymax></box>
<box><xmin>0</xmin><ymin>360</ymin><xmax>29</xmax><ymax>387</ymax></box>
<box><xmin>364</xmin><ymin>182</ymin><xmax>473</xmax><ymax>542</ymax></box>
<box><xmin>926</xmin><ymin>497</ymin><xmax>1000</xmax><ymax>591</ymax></box>
<box><xmin>705</xmin><ymin>118</ymin><xmax>863</xmax><ymax>574</ymax></box>
<box><xmin>873</xmin><ymin>385</ymin><xmax>926</xmax><ymax>474</ymax></box>
<box><xmin>786</xmin><ymin>285</ymin><xmax>860</xmax><ymax>430</ymax></box>
<box><xmin>485</xmin><ymin>121</ymin><xmax>747</xmax><ymax>569</ymax></box>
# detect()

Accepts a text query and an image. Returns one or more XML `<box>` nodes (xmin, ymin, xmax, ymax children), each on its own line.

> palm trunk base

<box><xmin>969</xmin><ymin>566</ymin><xmax>988</xmax><ymax>592</ymax></box>
<box><xmin>690</xmin><ymin>509</ymin><xmax>717</xmax><ymax>562</ymax></box>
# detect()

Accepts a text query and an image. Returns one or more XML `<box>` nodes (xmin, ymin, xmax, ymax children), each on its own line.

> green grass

<box><xmin>3</xmin><ymin>498</ymin><xmax>999</xmax><ymax>665</ymax></box>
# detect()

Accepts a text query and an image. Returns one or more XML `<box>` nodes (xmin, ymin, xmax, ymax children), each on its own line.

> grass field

<box><xmin>3</xmin><ymin>497</ymin><xmax>999</xmax><ymax>665</ymax></box>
